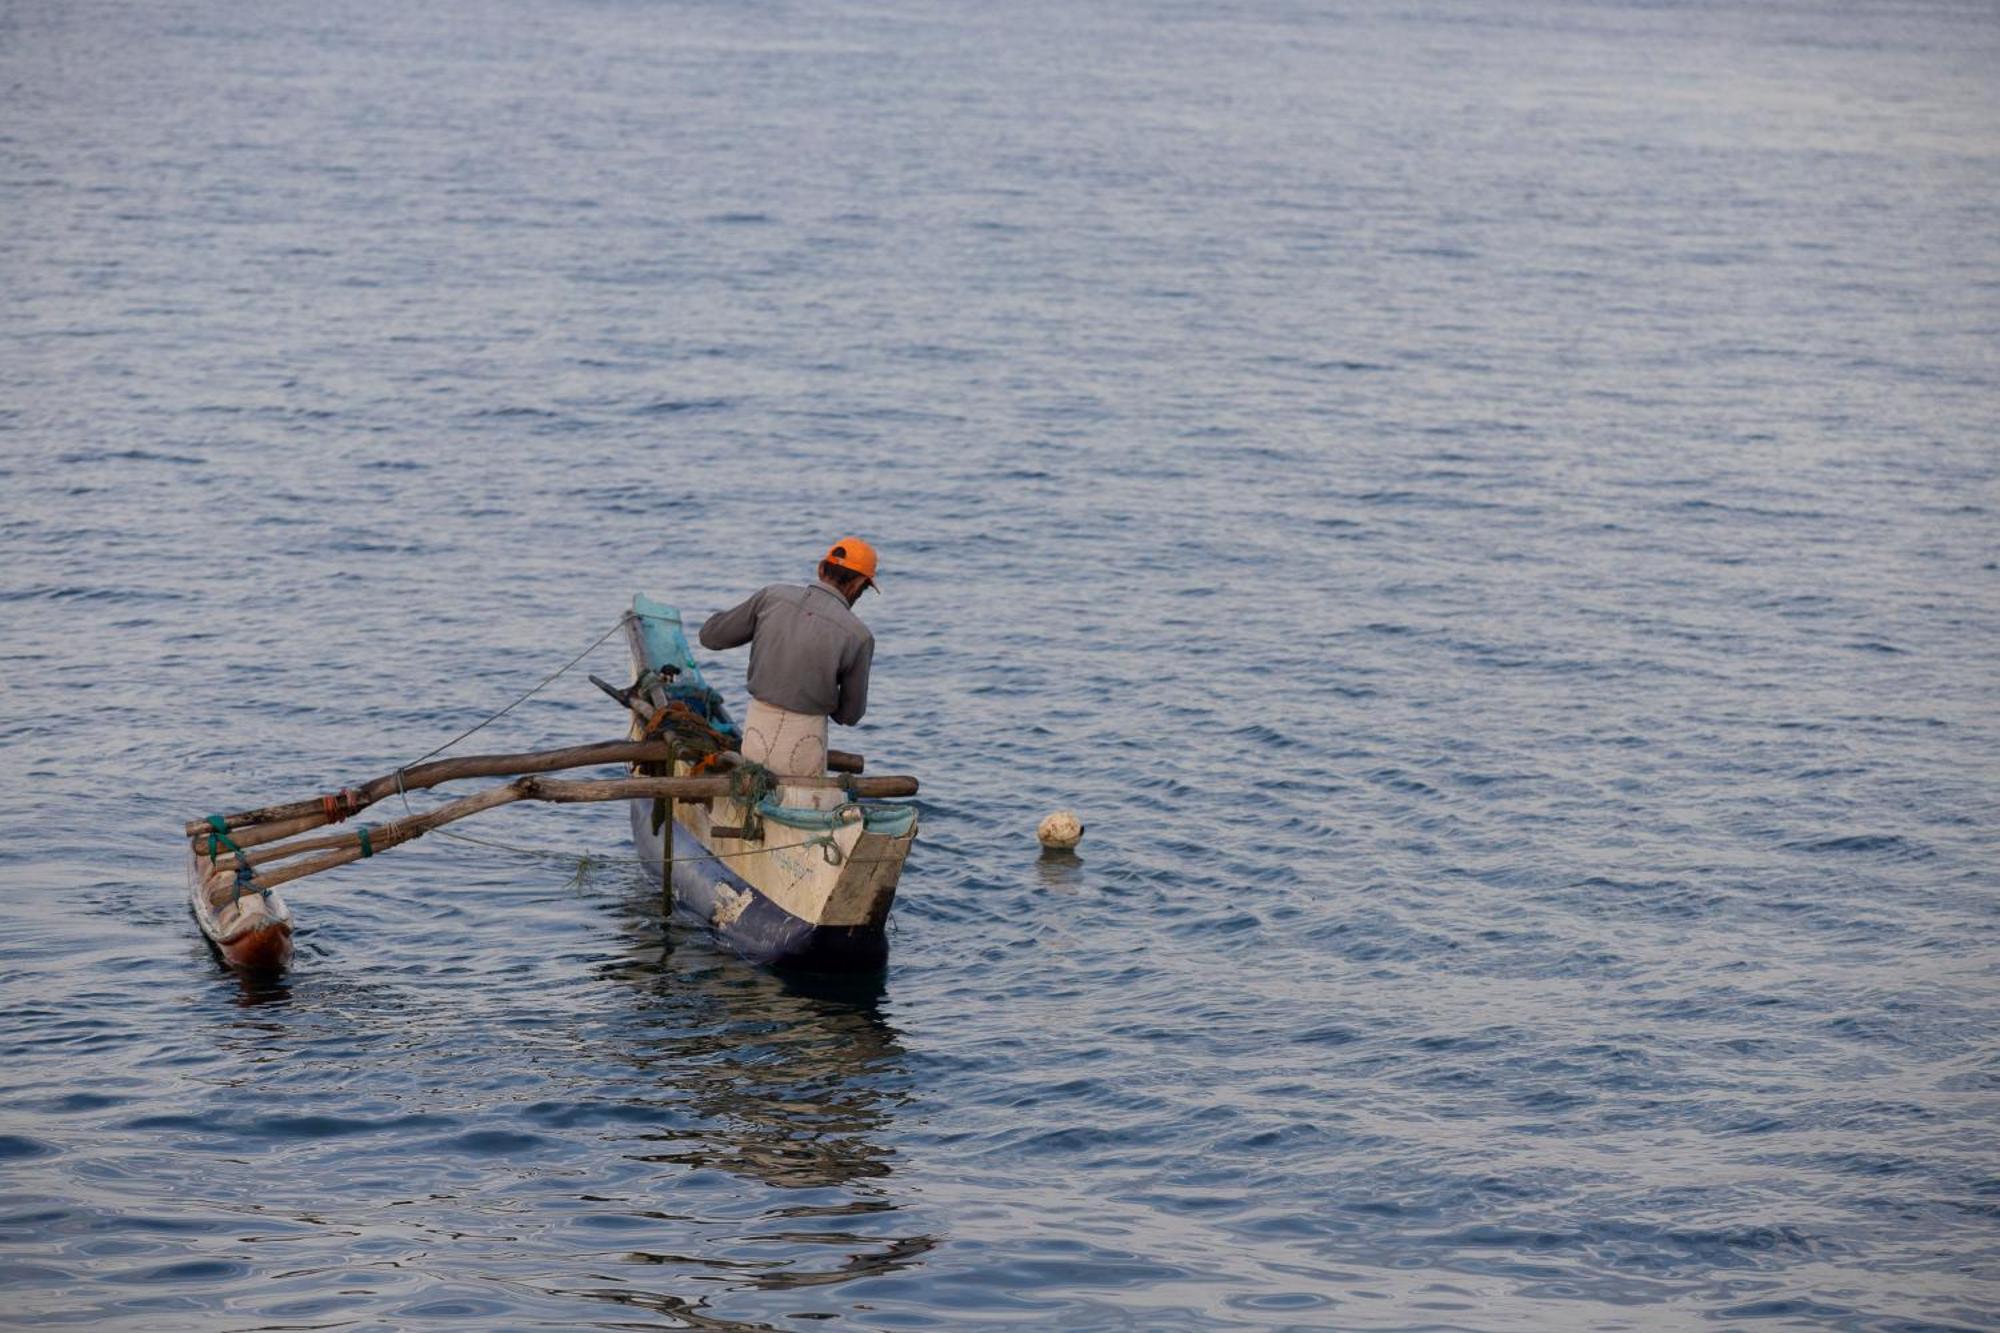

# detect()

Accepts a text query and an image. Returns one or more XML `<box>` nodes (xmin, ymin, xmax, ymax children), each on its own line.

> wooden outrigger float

<box><xmin>184</xmin><ymin>597</ymin><xmax>920</xmax><ymax>978</ymax></box>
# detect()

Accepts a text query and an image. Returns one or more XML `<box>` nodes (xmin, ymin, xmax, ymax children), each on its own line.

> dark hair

<box><xmin>820</xmin><ymin>559</ymin><xmax>865</xmax><ymax>589</ymax></box>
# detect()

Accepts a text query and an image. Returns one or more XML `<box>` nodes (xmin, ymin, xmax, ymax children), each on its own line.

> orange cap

<box><xmin>822</xmin><ymin>536</ymin><xmax>879</xmax><ymax>589</ymax></box>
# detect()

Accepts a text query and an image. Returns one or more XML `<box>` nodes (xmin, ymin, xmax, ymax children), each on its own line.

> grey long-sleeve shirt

<box><xmin>697</xmin><ymin>581</ymin><xmax>874</xmax><ymax>726</ymax></box>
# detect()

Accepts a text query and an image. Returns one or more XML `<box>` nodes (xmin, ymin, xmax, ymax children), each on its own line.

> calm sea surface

<box><xmin>3</xmin><ymin>1</ymin><xmax>1997</xmax><ymax>1328</ymax></box>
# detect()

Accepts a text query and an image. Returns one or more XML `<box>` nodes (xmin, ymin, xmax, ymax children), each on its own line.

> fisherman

<box><xmin>697</xmin><ymin>538</ymin><xmax>878</xmax><ymax>779</ymax></box>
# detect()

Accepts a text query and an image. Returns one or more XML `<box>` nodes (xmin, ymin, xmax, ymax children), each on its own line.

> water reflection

<box><xmin>599</xmin><ymin>903</ymin><xmax>906</xmax><ymax>1193</ymax></box>
<box><xmin>576</xmin><ymin>885</ymin><xmax>939</xmax><ymax>1314</ymax></box>
<box><xmin>185</xmin><ymin>875</ymin><xmax>938</xmax><ymax>1325</ymax></box>
<box><xmin>1035</xmin><ymin>846</ymin><xmax>1085</xmax><ymax>893</ymax></box>
<box><xmin>223</xmin><ymin>972</ymin><xmax>292</xmax><ymax>1009</ymax></box>
<box><xmin>557</xmin><ymin>1283</ymin><xmax>784</xmax><ymax>1331</ymax></box>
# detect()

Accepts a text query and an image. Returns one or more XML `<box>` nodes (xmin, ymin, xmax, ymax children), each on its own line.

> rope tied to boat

<box><xmin>401</xmin><ymin>619</ymin><xmax>629</xmax><ymax>771</ymax></box>
<box><xmin>726</xmin><ymin>759</ymin><xmax>774</xmax><ymax>805</ymax></box>
<box><xmin>320</xmin><ymin>788</ymin><xmax>361</xmax><ymax>824</ymax></box>
<box><xmin>725</xmin><ymin>759</ymin><xmax>775</xmax><ymax>842</ymax></box>
<box><xmin>204</xmin><ymin>815</ymin><xmax>252</xmax><ymax>880</ymax></box>
<box><xmin>357</xmin><ymin>826</ymin><xmax>374</xmax><ymax>858</ymax></box>
<box><xmin>389</xmin><ymin>616</ymin><xmax>643</xmax><ymax>872</ymax></box>
<box><xmin>206</xmin><ymin>815</ymin><xmax>268</xmax><ymax>907</ymax></box>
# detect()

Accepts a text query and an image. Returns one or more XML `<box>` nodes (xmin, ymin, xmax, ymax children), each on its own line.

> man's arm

<box><xmin>697</xmin><ymin>589</ymin><xmax>764</xmax><ymax>650</ymax></box>
<box><xmin>832</xmin><ymin>635</ymin><xmax>873</xmax><ymax>726</ymax></box>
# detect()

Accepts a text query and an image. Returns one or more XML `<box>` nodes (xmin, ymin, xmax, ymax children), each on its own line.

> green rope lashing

<box><xmin>206</xmin><ymin>815</ymin><xmax>264</xmax><ymax>907</ymax></box>
<box><xmin>725</xmin><ymin>759</ymin><xmax>774</xmax><ymax>841</ymax></box>
<box><xmin>205</xmin><ymin>814</ymin><xmax>251</xmax><ymax>879</ymax></box>
<box><xmin>203</xmin><ymin>814</ymin><xmax>242</xmax><ymax>863</ymax></box>
<box><xmin>357</xmin><ymin>826</ymin><xmax>374</xmax><ymax>858</ymax></box>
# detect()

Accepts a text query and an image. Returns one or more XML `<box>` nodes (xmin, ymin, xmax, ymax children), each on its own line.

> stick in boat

<box><xmin>184</xmin><ymin>738</ymin><xmax>700</xmax><ymax>842</ymax></box>
<box><xmin>188</xmin><ymin>734</ymin><xmax>870</xmax><ymax>852</ymax></box>
<box><xmin>661</xmin><ymin>791</ymin><xmax>675</xmax><ymax>910</ymax></box>
<box><xmin>195</xmin><ymin>771</ymin><xmax>921</xmax><ymax>897</ymax></box>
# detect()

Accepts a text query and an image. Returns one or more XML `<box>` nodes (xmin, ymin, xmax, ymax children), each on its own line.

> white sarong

<box><xmin>741</xmin><ymin>697</ymin><xmax>828</xmax><ymax>779</ymax></box>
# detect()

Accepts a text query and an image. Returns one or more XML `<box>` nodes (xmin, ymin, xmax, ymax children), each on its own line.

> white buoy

<box><xmin>1037</xmin><ymin>810</ymin><xmax>1084</xmax><ymax>850</ymax></box>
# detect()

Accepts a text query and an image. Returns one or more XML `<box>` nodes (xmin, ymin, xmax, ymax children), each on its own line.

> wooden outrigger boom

<box><xmin>187</xmin><ymin>739</ymin><xmax>694</xmax><ymax>842</ymax></box>
<box><xmin>186</xmin><ymin>737</ymin><xmax>916</xmax><ymax>976</ymax></box>
<box><xmin>193</xmin><ymin>766</ymin><xmax>913</xmax><ymax>888</ymax></box>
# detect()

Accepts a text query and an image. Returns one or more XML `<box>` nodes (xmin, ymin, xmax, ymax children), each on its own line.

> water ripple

<box><xmin>1</xmin><ymin>0</ymin><xmax>1995</xmax><ymax>1327</ymax></box>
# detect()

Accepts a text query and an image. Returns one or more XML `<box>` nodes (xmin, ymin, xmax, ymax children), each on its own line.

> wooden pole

<box><xmin>201</xmin><ymin>813</ymin><xmax>326</xmax><ymax>853</ymax></box>
<box><xmin>185</xmin><ymin>738</ymin><xmax>702</xmax><ymax>840</ymax></box>
<box><xmin>188</xmin><ymin>739</ymin><xmax>873</xmax><ymax>845</ymax></box>
<box><xmin>661</xmin><ymin>743</ymin><xmax>676</xmax><ymax>912</ymax></box>
<box><xmin>662</xmin><ymin>794</ymin><xmax>676</xmax><ymax>912</ymax></box>
<box><xmin>201</xmin><ymin>775</ymin><xmax>717</xmax><ymax>901</ymax></box>
<box><xmin>195</xmin><ymin>772</ymin><xmax>920</xmax><ymax>901</ymax></box>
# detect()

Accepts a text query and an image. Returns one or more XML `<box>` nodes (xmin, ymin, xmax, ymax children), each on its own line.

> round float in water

<box><xmin>1036</xmin><ymin>810</ymin><xmax>1084</xmax><ymax>850</ymax></box>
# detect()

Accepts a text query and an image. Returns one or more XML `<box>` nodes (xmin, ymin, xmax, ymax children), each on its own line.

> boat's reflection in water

<box><xmin>577</xmin><ymin>888</ymin><xmax>937</xmax><ymax>1320</ymax></box>
<box><xmin>605</xmin><ymin>950</ymin><xmax>903</xmax><ymax>1192</ymax></box>
<box><xmin>198</xmin><ymin>882</ymin><xmax>935</xmax><ymax>1324</ymax></box>
<box><xmin>225</xmin><ymin>973</ymin><xmax>292</xmax><ymax>1008</ymax></box>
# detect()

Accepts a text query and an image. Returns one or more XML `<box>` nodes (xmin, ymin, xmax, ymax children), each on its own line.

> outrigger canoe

<box><xmin>182</xmin><ymin>598</ymin><xmax>918</xmax><ymax>979</ymax></box>
<box><xmin>620</xmin><ymin>595</ymin><xmax>920</xmax><ymax>972</ymax></box>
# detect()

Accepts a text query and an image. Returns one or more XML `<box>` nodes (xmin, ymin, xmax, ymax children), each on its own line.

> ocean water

<box><xmin>3</xmin><ymin>0</ymin><xmax>1998</xmax><ymax>1327</ymax></box>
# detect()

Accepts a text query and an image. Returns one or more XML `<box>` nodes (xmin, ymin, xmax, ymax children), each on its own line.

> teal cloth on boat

<box><xmin>631</xmin><ymin>594</ymin><xmax>741</xmax><ymax>738</ymax></box>
<box><xmin>755</xmin><ymin>798</ymin><xmax>918</xmax><ymax>838</ymax></box>
<box><xmin>861</xmin><ymin>805</ymin><xmax>918</xmax><ymax>837</ymax></box>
